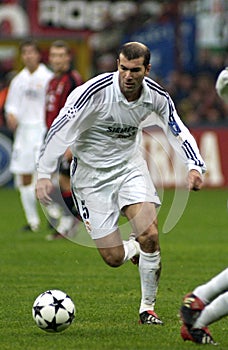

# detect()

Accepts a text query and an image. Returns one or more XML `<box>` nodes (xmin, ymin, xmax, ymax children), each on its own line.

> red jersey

<box><xmin>46</xmin><ymin>70</ymin><xmax>83</xmax><ymax>129</ymax></box>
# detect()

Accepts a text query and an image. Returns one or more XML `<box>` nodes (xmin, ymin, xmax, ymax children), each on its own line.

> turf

<box><xmin>0</xmin><ymin>187</ymin><xmax>227</xmax><ymax>350</ymax></box>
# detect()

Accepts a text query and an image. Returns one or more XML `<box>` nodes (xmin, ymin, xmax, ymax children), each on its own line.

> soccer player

<box><xmin>36</xmin><ymin>42</ymin><xmax>206</xmax><ymax>324</ymax></box>
<box><xmin>45</xmin><ymin>40</ymin><xmax>83</xmax><ymax>240</ymax></box>
<box><xmin>180</xmin><ymin>268</ymin><xmax>228</xmax><ymax>345</ymax></box>
<box><xmin>180</xmin><ymin>67</ymin><xmax>228</xmax><ymax>345</ymax></box>
<box><xmin>5</xmin><ymin>39</ymin><xmax>53</xmax><ymax>231</ymax></box>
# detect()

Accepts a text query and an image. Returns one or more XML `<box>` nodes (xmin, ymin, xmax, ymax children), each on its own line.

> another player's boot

<box><xmin>180</xmin><ymin>293</ymin><xmax>205</xmax><ymax>326</ymax></box>
<box><xmin>139</xmin><ymin>310</ymin><xmax>163</xmax><ymax>325</ymax></box>
<box><xmin>21</xmin><ymin>223</ymin><xmax>39</xmax><ymax>232</ymax></box>
<box><xmin>181</xmin><ymin>324</ymin><xmax>217</xmax><ymax>345</ymax></box>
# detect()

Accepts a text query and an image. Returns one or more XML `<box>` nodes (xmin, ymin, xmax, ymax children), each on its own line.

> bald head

<box><xmin>118</xmin><ymin>42</ymin><xmax>151</xmax><ymax>68</ymax></box>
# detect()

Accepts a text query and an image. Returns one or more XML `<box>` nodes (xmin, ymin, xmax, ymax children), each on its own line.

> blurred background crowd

<box><xmin>0</xmin><ymin>0</ymin><xmax>228</xmax><ymax>128</ymax></box>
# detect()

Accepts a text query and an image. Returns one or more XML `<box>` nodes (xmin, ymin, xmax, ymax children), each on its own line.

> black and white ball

<box><xmin>32</xmin><ymin>289</ymin><xmax>75</xmax><ymax>332</ymax></box>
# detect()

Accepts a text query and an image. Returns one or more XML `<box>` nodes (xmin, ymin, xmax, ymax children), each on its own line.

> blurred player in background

<box><xmin>180</xmin><ymin>68</ymin><xmax>228</xmax><ymax>345</ymax></box>
<box><xmin>36</xmin><ymin>42</ymin><xmax>206</xmax><ymax>324</ymax></box>
<box><xmin>5</xmin><ymin>39</ymin><xmax>53</xmax><ymax>232</ymax></box>
<box><xmin>45</xmin><ymin>40</ymin><xmax>83</xmax><ymax>240</ymax></box>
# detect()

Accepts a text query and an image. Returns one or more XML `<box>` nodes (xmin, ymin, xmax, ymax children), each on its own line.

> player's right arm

<box><xmin>36</xmin><ymin>178</ymin><xmax>54</xmax><ymax>205</ymax></box>
<box><xmin>5</xmin><ymin>75</ymin><xmax>21</xmax><ymax>130</ymax></box>
<box><xmin>36</xmin><ymin>77</ymin><xmax>100</xmax><ymax>201</ymax></box>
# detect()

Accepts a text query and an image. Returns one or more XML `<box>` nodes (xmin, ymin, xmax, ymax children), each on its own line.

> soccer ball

<box><xmin>32</xmin><ymin>289</ymin><xmax>75</xmax><ymax>332</ymax></box>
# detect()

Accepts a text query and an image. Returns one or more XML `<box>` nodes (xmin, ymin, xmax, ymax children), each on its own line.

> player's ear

<box><xmin>145</xmin><ymin>64</ymin><xmax>151</xmax><ymax>76</ymax></box>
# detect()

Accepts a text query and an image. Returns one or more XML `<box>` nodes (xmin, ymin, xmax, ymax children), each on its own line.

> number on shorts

<box><xmin>81</xmin><ymin>200</ymin><xmax>89</xmax><ymax>220</ymax></box>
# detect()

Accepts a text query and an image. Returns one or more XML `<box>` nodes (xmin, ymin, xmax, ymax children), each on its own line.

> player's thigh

<box><xmin>119</xmin><ymin>161</ymin><xmax>160</xmax><ymax>231</ymax></box>
<box><xmin>124</xmin><ymin>201</ymin><xmax>158</xmax><ymax>235</ymax></box>
<box><xmin>118</xmin><ymin>159</ymin><xmax>161</xmax><ymax>209</ymax></box>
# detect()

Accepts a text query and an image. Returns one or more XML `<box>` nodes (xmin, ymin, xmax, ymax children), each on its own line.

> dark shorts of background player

<box><xmin>59</xmin><ymin>157</ymin><xmax>71</xmax><ymax>177</ymax></box>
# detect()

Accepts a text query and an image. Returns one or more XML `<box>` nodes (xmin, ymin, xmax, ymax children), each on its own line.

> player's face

<box><xmin>21</xmin><ymin>46</ymin><xmax>40</xmax><ymax>73</ymax></box>
<box><xmin>49</xmin><ymin>47</ymin><xmax>71</xmax><ymax>75</ymax></box>
<box><xmin>117</xmin><ymin>53</ymin><xmax>151</xmax><ymax>101</ymax></box>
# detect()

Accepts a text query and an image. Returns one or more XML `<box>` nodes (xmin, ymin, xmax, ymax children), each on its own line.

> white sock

<box><xmin>123</xmin><ymin>238</ymin><xmax>140</xmax><ymax>262</ymax></box>
<box><xmin>19</xmin><ymin>184</ymin><xmax>40</xmax><ymax>228</ymax></box>
<box><xmin>193</xmin><ymin>291</ymin><xmax>228</xmax><ymax>328</ymax></box>
<box><xmin>139</xmin><ymin>249</ymin><xmax>161</xmax><ymax>314</ymax></box>
<box><xmin>193</xmin><ymin>268</ymin><xmax>228</xmax><ymax>304</ymax></box>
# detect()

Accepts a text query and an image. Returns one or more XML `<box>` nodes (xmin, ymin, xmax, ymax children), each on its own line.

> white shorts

<box><xmin>10</xmin><ymin>123</ymin><xmax>46</xmax><ymax>175</ymax></box>
<box><xmin>71</xmin><ymin>157</ymin><xmax>161</xmax><ymax>239</ymax></box>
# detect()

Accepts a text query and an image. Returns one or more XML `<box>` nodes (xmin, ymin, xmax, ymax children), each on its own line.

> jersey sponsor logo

<box><xmin>107</xmin><ymin>124</ymin><xmax>137</xmax><ymax>139</ymax></box>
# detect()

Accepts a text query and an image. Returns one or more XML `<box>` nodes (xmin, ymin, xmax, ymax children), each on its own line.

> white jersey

<box><xmin>215</xmin><ymin>67</ymin><xmax>228</xmax><ymax>103</ymax></box>
<box><xmin>37</xmin><ymin>71</ymin><xmax>206</xmax><ymax>178</ymax></box>
<box><xmin>5</xmin><ymin>63</ymin><xmax>53</xmax><ymax>127</ymax></box>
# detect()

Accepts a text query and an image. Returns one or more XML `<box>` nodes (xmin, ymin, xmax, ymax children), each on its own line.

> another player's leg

<box><xmin>180</xmin><ymin>268</ymin><xmax>228</xmax><ymax>326</ymax></box>
<box><xmin>18</xmin><ymin>174</ymin><xmax>40</xmax><ymax>231</ymax></box>
<box><xmin>46</xmin><ymin>168</ymin><xmax>80</xmax><ymax>240</ymax></box>
<box><xmin>182</xmin><ymin>291</ymin><xmax>228</xmax><ymax>344</ymax></box>
<box><xmin>194</xmin><ymin>291</ymin><xmax>228</xmax><ymax>329</ymax></box>
<box><xmin>180</xmin><ymin>269</ymin><xmax>228</xmax><ymax>344</ymax></box>
<box><xmin>57</xmin><ymin>167</ymin><xmax>79</xmax><ymax>236</ymax></box>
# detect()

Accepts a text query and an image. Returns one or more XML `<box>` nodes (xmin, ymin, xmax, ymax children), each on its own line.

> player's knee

<box><xmin>100</xmin><ymin>249</ymin><xmax>124</xmax><ymax>268</ymax></box>
<box><xmin>137</xmin><ymin>223</ymin><xmax>159</xmax><ymax>252</ymax></box>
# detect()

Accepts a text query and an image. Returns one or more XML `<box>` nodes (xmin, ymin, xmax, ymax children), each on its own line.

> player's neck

<box><xmin>27</xmin><ymin>64</ymin><xmax>39</xmax><ymax>74</ymax></box>
<box><xmin>55</xmin><ymin>67</ymin><xmax>70</xmax><ymax>77</ymax></box>
<box><xmin>123</xmin><ymin>87</ymin><xmax>142</xmax><ymax>102</ymax></box>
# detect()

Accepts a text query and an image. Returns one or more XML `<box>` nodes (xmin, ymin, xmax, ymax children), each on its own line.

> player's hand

<box><xmin>187</xmin><ymin>169</ymin><xmax>203</xmax><ymax>191</ymax></box>
<box><xmin>36</xmin><ymin>178</ymin><xmax>54</xmax><ymax>205</ymax></box>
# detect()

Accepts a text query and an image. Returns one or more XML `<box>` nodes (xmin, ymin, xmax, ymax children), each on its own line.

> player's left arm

<box><xmin>155</xmin><ymin>95</ymin><xmax>206</xmax><ymax>190</ymax></box>
<box><xmin>187</xmin><ymin>169</ymin><xmax>203</xmax><ymax>191</ymax></box>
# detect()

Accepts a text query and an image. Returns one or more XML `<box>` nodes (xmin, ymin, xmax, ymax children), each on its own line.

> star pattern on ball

<box><xmin>33</xmin><ymin>305</ymin><xmax>44</xmax><ymax>318</ymax></box>
<box><xmin>44</xmin><ymin>316</ymin><xmax>64</xmax><ymax>332</ymax></box>
<box><xmin>51</xmin><ymin>297</ymin><xmax>65</xmax><ymax>313</ymax></box>
<box><xmin>42</xmin><ymin>290</ymin><xmax>52</xmax><ymax>297</ymax></box>
<box><xmin>68</xmin><ymin>310</ymin><xmax>75</xmax><ymax>323</ymax></box>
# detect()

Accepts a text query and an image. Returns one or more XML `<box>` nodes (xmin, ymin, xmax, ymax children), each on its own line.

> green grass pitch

<box><xmin>0</xmin><ymin>187</ymin><xmax>227</xmax><ymax>350</ymax></box>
